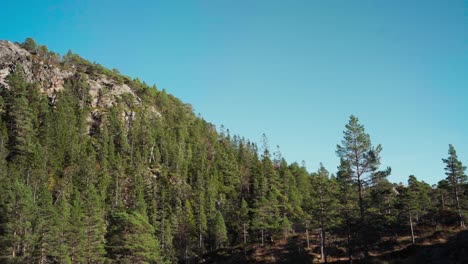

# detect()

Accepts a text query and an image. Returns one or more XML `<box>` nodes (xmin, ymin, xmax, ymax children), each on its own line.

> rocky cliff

<box><xmin>0</xmin><ymin>40</ymin><xmax>142</xmax><ymax>108</ymax></box>
<box><xmin>0</xmin><ymin>40</ymin><xmax>161</xmax><ymax>131</ymax></box>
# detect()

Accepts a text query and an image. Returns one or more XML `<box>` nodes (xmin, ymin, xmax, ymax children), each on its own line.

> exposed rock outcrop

<box><xmin>0</xmin><ymin>40</ymin><xmax>156</xmax><ymax>132</ymax></box>
<box><xmin>0</xmin><ymin>40</ymin><xmax>74</xmax><ymax>97</ymax></box>
<box><xmin>0</xmin><ymin>40</ymin><xmax>141</xmax><ymax>108</ymax></box>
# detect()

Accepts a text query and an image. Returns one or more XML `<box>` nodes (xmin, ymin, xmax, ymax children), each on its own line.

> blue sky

<box><xmin>1</xmin><ymin>0</ymin><xmax>467</xmax><ymax>185</ymax></box>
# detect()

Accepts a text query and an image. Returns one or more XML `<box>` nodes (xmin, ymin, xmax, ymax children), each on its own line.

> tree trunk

<box><xmin>320</xmin><ymin>229</ymin><xmax>324</xmax><ymax>262</ymax></box>
<box><xmin>323</xmin><ymin>229</ymin><xmax>328</xmax><ymax>264</ymax></box>
<box><xmin>12</xmin><ymin>230</ymin><xmax>17</xmax><ymax>257</ymax></box>
<box><xmin>261</xmin><ymin>229</ymin><xmax>264</xmax><ymax>246</ymax></box>
<box><xmin>319</xmin><ymin>196</ymin><xmax>328</xmax><ymax>263</ymax></box>
<box><xmin>161</xmin><ymin>216</ymin><xmax>165</xmax><ymax>249</ymax></box>
<box><xmin>357</xmin><ymin>177</ymin><xmax>369</xmax><ymax>259</ymax></box>
<box><xmin>88</xmin><ymin>231</ymin><xmax>92</xmax><ymax>264</ymax></box>
<box><xmin>306</xmin><ymin>225</ymin><xmax>310</xmax><ymax>250</ymax></box>
<box><xmin>441</xmin><ymin>193</ymin><xmax>445</xmax><ymax>210</ymax></box>
<box><xmin>357</xmin><ymin>177</ymin><xmax>365</xmax><ymax>225</ymax></box>
<box><xmin>340</xmin><ymin>181</ymin><xmax>353</xmax><ymax>264</ymax></box>
<box><xmin>71</xmin><ymin>243</ymin><xmax>77</xmax><ymax>264</ymax></box>
<box><xmin>454</xmin><ymin>187</ymin><xmax>465</xmax><ymax>228</ymax></box>
<box><xmin>22</xmin><ymin>233</ymin><xmax>27</xmax><ymax>259</ymax></box>
<box><xmin>199</xmin><ymin>192</ymin><xmax>203</xmax><ymax>249</ymax></box>
<box><xmin>114</xmin><ymin>175</ymin><xmax>119</xmax><ymax>207</ymax></box>
<box><xmin>346</xmin><ymin>215</ymin><xmax>353</xmax><ymax>264</ymax></box>
<box><xmin>199</xmin><ymin>232</ymin><xmax>203</xmax><ymax>249</ymax></box>
<box><xmin>243</xmin><ymin>223</ymin><xmax>247</xmax><ymax>245</ymax></box>
<box><xmin>40</xmin><ymin>231</ymin><xmax>46</xmax><ymax>264</ymax></box>
<box><xmin>409</xmin><ymin>211</ymin><xmax>415</xmax><ymax>245</ymax></box>
<box><xmin>161</xmin><ymin>193</ymin><xmax>166</xmax><ymax>249</ymax></box>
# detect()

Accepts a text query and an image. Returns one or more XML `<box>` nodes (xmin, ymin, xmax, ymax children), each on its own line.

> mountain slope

<box><xmin>0</xmin><ymin>39</ymin><xmax>466</xmax><ymax>264</ymax></box>
<box><xmin>0</xmin><ymin>39</ymin><xmax>311</xmax><ymax>263</ymax></box>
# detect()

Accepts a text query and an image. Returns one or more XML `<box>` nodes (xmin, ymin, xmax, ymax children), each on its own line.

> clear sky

<box><xmin>1</xmin><ymin>0</ymin><xmax>467</xmax><ymax>185</ymax></box>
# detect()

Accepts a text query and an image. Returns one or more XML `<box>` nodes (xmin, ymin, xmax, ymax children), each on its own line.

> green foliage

<box><xmin>213</xmin><ymin>211</ymin><xmax>228</xmax><ymax>248</ymax></box>
<box><xmin>442</xmin><ymin>144</ymin><xmax>467</xmax><ymax>227</ymax></box>
<box><xmin>310</xmin><ymin>164</ymin><xmax>341</xmax><ymax>229</ymax></box>
<box><xmin>0</xmin><ymin>178</ymin><xmax>35</xmax><ymax>262</ymax></box>
<box><xmin>82</xmin><ymin>185</ymin><xmax>107</xmax><ymax>263</ymax></box>
<box><xmin>2</xmin><ymin>66</ymin><xmax>35</xmax><ymax>166</ymax></box>
<box><xmin>0</xmin><ymin>42</ymin><xmax>465</xmax><ymax>263</ymax></box>
<box><xmin>21</xmin><ymin>37</ymin><xmax>37</xmax><ymax>53</ymax></box>
<box><xmin>336</xmin><ymin>115</ymin><xmax>387</xmax><ymax>256</ymax></box>
<box><xmin>107</xmin><ymin>211</ymin><xmax>162</xmax><ymax>264</ymax></box>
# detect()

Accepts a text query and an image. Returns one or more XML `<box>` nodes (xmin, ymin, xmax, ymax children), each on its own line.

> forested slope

<box><xmin>0</xmin><ymin>38</ymin><xmax>466</xmax><ymax>264</ymax></box>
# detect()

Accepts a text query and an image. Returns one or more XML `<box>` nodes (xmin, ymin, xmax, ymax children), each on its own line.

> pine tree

<box><xmin>336</xmin><ymin>115</ymin><xmax>383</xmax><ymax>257</ymax></box>
<box><xmin>407</xmin><ymin>175</ymin><xmax>432</xmax><ymax>220</ymax></box>
<box><xmin>436</xmin><ymin>179</ymin><xmax>451</xmax><ymax>210</ymax></box>
<box><xmin>442</xmin><ymin>144</ymin><xmax>467</xmax><ymax>228</ymax></box>
<box><xmin>396</xmin><ymin>180</ymin><xmax>419</xmax><ymax>245</ymax></box>
<box><xmin>367</xmin><ymin>168</ymin><xmax>395</xmax><ymax>239</ymax></box>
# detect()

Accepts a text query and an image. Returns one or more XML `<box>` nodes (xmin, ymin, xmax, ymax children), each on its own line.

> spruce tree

<box><xmin>106</xmin><ymin>211</ymin><xmax>162</xmax><ymax>263</ymax></box>
<box><xmin>336</xmin><ymin>158</ymin><xmax>358</xmax><ymax>263</ymax></box>
<box><xmin>239</xmin><ymin>198</ymin><xmax>249</xmax><ymax>245</ymax></box>
<box><xmin>68</xmin><ymin>191</ymin><xmax>87</xmax><ymax>264</ymax></box>
<box><xmin>3</xmin><ymin>66</ymin><xmax>35</xmax><ymax>168</ymax></box>
<box><xmin>82</xmin><ymin>185</ymin><xmax>107</xmax><ymax>263</ymax></box>
<box><xmin>213</xmin><ymin>210</ymin><xmax>227</xmax><ymax>249</ymax></box>
<box><xmin>0</xmin><ymin>178</ymin><xmax>35</xmax><ymax>262</ymax></box>
<box><xmin>310</xmin><ymin>164</ymin><xmax>340</xmax><ymax>263</ymax></box>
<box><xmin>33</xmin><ymin>186</ymin><xmax>58</xmax><ymax>264</ymax></box>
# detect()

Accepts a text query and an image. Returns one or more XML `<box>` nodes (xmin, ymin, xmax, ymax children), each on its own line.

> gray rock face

<box><xmin>0</xmin><ymin>40</ymin><xmax>31</xmax><ymax>88</ymax></box>
<box><xmin>0</xmin><ymin>40</ymin><xmax>141</xmax><ymax>109</ymax></box>
<box><xmin>88</xmin><ymin>75</ymin><xmax>137</xmax><ymax>108</ymax></box>
<box><xmin>0</xmin><ymin>40</ymin><xmax>74</xmax><ymax>97</ymax></box>
<box><xmin>0</xmin><ymin>40</ymin><xmax>160</xmax><ymax>132</ymax></box>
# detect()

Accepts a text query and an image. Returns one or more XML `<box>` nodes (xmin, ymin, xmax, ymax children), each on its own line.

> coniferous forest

<box><xmin>0</xmin><ymin>39</ymin><xmax>466</xmax><ymax>264</ymax></box>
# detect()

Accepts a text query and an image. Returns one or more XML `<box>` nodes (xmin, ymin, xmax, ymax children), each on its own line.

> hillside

<box><xmin>202</xmin><ymin>229</ymin><xmax>468</xmax><ymax>264</ymax></box>
<box><xmin>0</xmin><ymin>39</ymin><xmax>466</xmax><ymax>264</ymax></box>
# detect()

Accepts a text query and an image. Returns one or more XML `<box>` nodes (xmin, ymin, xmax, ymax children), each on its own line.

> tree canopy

<box><xmin>0</xmin><ymin>38</ymin><xmax>466</xmax><ymax>263</ymax></box>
